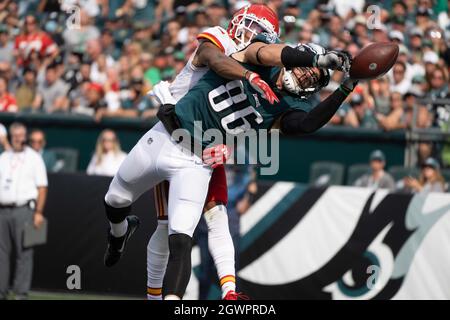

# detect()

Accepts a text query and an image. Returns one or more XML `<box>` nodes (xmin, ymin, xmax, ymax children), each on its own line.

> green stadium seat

<box><xmin>388</xmin><ymin>166</ymin><xmax>420</xmax><ymax>182</ymax></box>
<box><xmin>346</xmin><ymin>164</ymin><xmax>371</xmax><ymax>186</ymax></box>
<box><xmin>48</xmin><ymin>147</ymin><xmax>79</xmax><ymax>173</ymax></box>
<box><xmin>309</xmin><ymin>161</ymin><xmax>345</xmax><ymax>186</ymax></box>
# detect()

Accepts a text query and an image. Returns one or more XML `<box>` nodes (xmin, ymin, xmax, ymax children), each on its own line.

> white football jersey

<box><xmin>169</xmin><ymin>26</ymin><xmax>238</xmax><ymax>101</ymax></box>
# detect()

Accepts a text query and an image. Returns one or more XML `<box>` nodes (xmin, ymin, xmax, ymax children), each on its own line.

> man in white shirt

<box><xmin>0</xmin><ymin>122</ymin><xmax>48</xmax><ymax>300</ymax></box>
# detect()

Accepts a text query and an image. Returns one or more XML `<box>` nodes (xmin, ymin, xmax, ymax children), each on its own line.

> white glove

<box><xmin>147</xmin><ymin>81</ymin><xmax>176</xmax><ymax>105</ymax></box>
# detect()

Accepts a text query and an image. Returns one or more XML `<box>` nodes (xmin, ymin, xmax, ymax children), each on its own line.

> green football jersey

<box><xmin>174</xmin><ymin>63</ymin><xmax>313</xmax><ymax>147</ymax></box>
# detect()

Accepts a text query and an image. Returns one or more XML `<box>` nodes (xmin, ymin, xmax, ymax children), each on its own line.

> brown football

<box><xmin>349</xmin><ymin>42</ymin><xmax>399</xmax><ymax>80</ymax></box>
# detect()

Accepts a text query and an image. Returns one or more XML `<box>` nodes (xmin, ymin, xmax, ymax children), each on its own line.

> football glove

<box><xmin>315</xmin><ymin>50</ymin><xmax>352</xmax><ymax>73</ymax></box>
<box><xmin>147</xmin><ymin>81</ymin><xmax>176</xmax><ymax>105</ymax></box>
<box><xmin>246</xmin><ymin>71</ymin><xmax>280</xmax><ymax>105</ymax></box>
<box><xmin>202</xmin><ymin>144</ymin><xmax>232</xmax><ymax>169</ymax></box>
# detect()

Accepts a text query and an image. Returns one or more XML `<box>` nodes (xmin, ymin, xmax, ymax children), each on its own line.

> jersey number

<box><xmin>208</xmin><ymin>80</ymin><xmax>263</xmax><ymax>135</ymax></box>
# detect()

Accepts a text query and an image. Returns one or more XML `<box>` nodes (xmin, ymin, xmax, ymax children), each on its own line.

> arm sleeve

<box><xmin>280</xmin><ymin>89</ymin><xmax>349</xmax><ymax>135</ymax></box>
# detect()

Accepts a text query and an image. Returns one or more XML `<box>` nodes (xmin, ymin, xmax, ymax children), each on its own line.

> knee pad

<box><xmin>104</xmin><ymin>191</ymin><xmax>132</xmax><ymax>209</ymax></box>
<box><xmin>104</xmin><ymin>200</ymin><xmax>131</xmax><ymax>224</ymax></box>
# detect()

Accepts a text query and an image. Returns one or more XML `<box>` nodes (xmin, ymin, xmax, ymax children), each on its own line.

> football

<box><xmin>349</xmin><ymin>42</ymin><xmax>399</xmax><ymax>80</ymax></box>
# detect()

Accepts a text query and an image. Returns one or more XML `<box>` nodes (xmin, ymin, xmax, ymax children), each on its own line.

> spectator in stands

<box><xmin>29</xmin><ymin>129</ymin><xmax>57</xmax><ymax>172</ymax></box>
<box><xmin>14</xmin><ymin>15</ymin><xmax>58</xmax><ymax>67</ymax></box>
<box><xmin>62</xmin><ymin>9</ymin><xmax>100</xmax><ymax>54</ymax></box>
<box><xmin>0</xmin><ymin>24</ymin><xmax>13</xmax><ymax>64</ymax></box>
<box><xmin>15</xmin><ymin>67</ymin><xmax>37</xmax><ymax>111</ymax></box>
<box><xmin>354</xmin><ymin>150</ymin><xmax>396</xmax><ymax>190</ymax></box>
<box><xmin>86</xmin><ymin>82</ymin><xmax>106</xmax><ymax>120</ymax></box>
<box><xmin>32</xmin><ymin>63</ymin><xmax>69</xmax><ymax>113</ymax></box>
<box><xmin>344</xmin><ymin>93</ymin><xmax>378</xmax><ymax>129</ymax></box>
<box><xmin>404</xmin><ymin>157</ymin><xmax>446</xmax><ymax>193</ymax></box>
<box><xmin>0</xmin><ymin>76</ymin><xmax>17</xmax><ymax>112</ymax></box>
<box><xmin>369</xmin><ymin>77</ymin><xmax>392</xmax><ymax>116</ymax></box>
<box><xmin>427</xmin><ymin>67</ymin><xmax>449</xmax><ymax>100</ymax></box>
<box><xmin>86</xmin><ymin>39</ymin><xmax>115</xmax><ymax>84</ymax></box>
<box><xmin>87</xmin><ymin>129</ymin><xmax>127</xmax><ymax>177</ymax></box>
<box><xmin>0</xmin><ymin>123</ymin><xmax>9</xmax><ymax>153</ymax></box>
<box><xmin>390</xmin><ymin>61</ymin><xmax>412</xmax><ymax>95</ymax></box>
<box><xmin>376</xmin><ymin>92</ymin><xmax>406</xmax><ymax>131</ymax></box>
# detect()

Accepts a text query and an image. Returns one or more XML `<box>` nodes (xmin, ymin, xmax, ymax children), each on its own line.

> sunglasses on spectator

<box><xmin>30</xmin><ymin>139</ymin><xmax>44</xmax><ymax>144</ymax></box>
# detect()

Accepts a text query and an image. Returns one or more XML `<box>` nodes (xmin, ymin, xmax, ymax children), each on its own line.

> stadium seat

<box><xmin>48</xmin><ymin>147</ymin><xmax>79</xmax><ymax>173</ymax></box>
<box><xmin>388</xmin><ymin>166</ymin><xmax>420</xmax><ymax>181</ymax></box>
<box><xmin>388</xmin><ymin>166</ymin><xmax>420</xmax><ymax>189</ymax></box>
<box><xmin>346</xmin><ymin>164</ymin><xmax>371</xmax><ymax>186</ymax></box>
<box><xmin>309</xmin><ymin>161</ymin><xmax>345</xmax><ymax>186</ymax></box>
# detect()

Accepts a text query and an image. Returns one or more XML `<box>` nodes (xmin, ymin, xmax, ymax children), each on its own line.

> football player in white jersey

<box><xmin>148</xmin><ymin>4</ymin><xmax>280</xmax><ymax>301</ymax></box>
<box><xmin>102</xmin><ymin>4</ymin><xmax>351</xmax><ymax>300</ymax></box>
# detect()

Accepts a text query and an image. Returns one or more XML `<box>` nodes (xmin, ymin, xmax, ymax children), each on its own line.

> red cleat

<box><xmin>223</xmin><ymin>291</ymin><xmax>250</xmax><ymax>300</ymax></box>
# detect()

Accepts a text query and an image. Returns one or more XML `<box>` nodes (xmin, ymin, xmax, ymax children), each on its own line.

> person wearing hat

<box><xmin>389</xmin><ymin>30</ymin><xmax>405</xmax><ymax>44</ymax></box>
<box><xmin>404</xmin><ymin>157</ymin><xmax>446</xmax><ymax>193</ymax></box>
<box><xmin>354</xmin><ymin>150</ymin><xmax>396</xmax><ymax>190</ymax></box>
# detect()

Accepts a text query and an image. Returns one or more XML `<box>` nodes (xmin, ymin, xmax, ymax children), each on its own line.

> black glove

<box><xmin>315</xmin><ymin>50</ymin><xmax>352</xmax><ymax>73</ymax></box>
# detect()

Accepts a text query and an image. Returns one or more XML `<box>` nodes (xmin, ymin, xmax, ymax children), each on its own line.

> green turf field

<box><xmin>27</xmin><ymin>291</ymin><xmax>141</xmax><ymax>300</ymax></box>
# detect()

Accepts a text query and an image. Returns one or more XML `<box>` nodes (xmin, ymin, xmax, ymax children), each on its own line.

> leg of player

<box><xmin>162</xmin><ymin>166</ymin><xmax>212</xmax><ymax>300</ymax></box>
<box><xmin>202</xmin><ymin>165</ymin><xmax>239</xmax><ymax>299</ymax></box>
<box><xmin>103</xmin><ymin>123</ymin><xmax>168</xmax><ymax>267</ymax></box>
<box><xmin>147</xmin><ymin>182</ymin><xmax>170</xmax><ymax>300</ymax></box>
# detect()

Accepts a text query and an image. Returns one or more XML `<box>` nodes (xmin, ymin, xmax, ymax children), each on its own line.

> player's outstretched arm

<box><xmin>194</xmin><ymin>42</ymin><xmax>279</xmax><ymax>104</ymax></box>
<box><xmin>194</xmin><ymin>41</ymin><xmax>249</xmax><ymax>80</ymax></box>
<box><xmin>241</xmin><ymin>42</ymin><xmax>351</xmax><ymax>72</ymax></box>
<box><xmin>279</xmin><ymin>78</ymin><xmax>358</xmax><ymax>135</ymax></box>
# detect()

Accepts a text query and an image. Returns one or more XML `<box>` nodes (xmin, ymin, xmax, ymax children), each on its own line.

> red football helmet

<box><xmin>227</xmin><ymin>4</ymin><xmax>280</xmax><ymax>50</ymax></box>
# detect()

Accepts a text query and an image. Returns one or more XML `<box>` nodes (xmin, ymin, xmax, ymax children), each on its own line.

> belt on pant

<box><xmin>0</xmin><ymin>200</ymin><xmax>35</xmax><ymax>210</ymax></box>
<box><xmin>157</xmin><ymin>104</ymin><xmax>205</xmax><ymax>158</ymax></box>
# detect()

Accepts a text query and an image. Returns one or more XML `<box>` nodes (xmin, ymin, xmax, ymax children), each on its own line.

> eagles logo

<box><xmin>237</xmin><ymin>187</ymin><xmax>450</xmax><ymax>299</ymax></box>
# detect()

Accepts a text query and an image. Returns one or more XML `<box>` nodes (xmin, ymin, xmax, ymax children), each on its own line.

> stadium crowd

<box><xmin>0</xmin><ymin>0</ymin><xmax>449</xmax><ymax>162</ymax></box>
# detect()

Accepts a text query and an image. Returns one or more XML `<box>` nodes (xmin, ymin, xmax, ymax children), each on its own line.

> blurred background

<box><xmin>0</xmin><ymin>0</ymin><xmax>449</xmax><ymax>300</ymax></box>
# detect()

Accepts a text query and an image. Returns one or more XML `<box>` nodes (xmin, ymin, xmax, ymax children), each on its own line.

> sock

<box><xmin>220</xmin><ymin>275</ymin><xmax>236</xmax><ymax>298</ymax></box>
<box><xmin>147</xmin><ymin>220</ymin><xmax>169</xmax><ymax>300</ymax></box>
<box><xmin>147</xmin><ymin>287</ymin><xmax>163</xmax><ymax>300</ymax></box>
<box><xmin>110</xmin><ymin>220</ymin><xmax>128</xmax><ymax>238</ymax></box>
<box><xmin>164</xmin><ymin>294</ymin><xmax>181</xmax><ymax>300</ymax></box>
<box><xmin>204</xmin><ymin>205</ymin><xmax>236</xmax><ymax>297</ymax></box>
<box><xmin>162</xmin><ymin>234</ymin><xmax>193</xmax><ymax>299</ymax></box>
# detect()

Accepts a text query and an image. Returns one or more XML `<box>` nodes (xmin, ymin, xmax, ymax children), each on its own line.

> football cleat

<box><xmin>104</xmin><ymin>215</ymin><xmax>140</xmax><ymax>267</ymax></box>
<box><xmin>223</xmin><ymin>291</ymin><xmax>250</xmax><ymax>300</ymax></box>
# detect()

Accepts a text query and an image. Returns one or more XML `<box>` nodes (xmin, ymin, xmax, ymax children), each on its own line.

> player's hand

<box><xmin>148</xmin><ymin>81</ymin><xmax>176</xmax><ymax>105</ymax></box>
<box><xmin>315</xmin><ymin>50</ymin><xmax>352</xmax><ymax>73</ymax></box>
<box><xmin>202</xmin><ymin>144</ymin><xmax>231</xmax><ymax>169</ymax></box>
<box><xmin>246</xmin><ymin>71</ymin><xmax>279</xmax><ymax>105</ymax></box>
